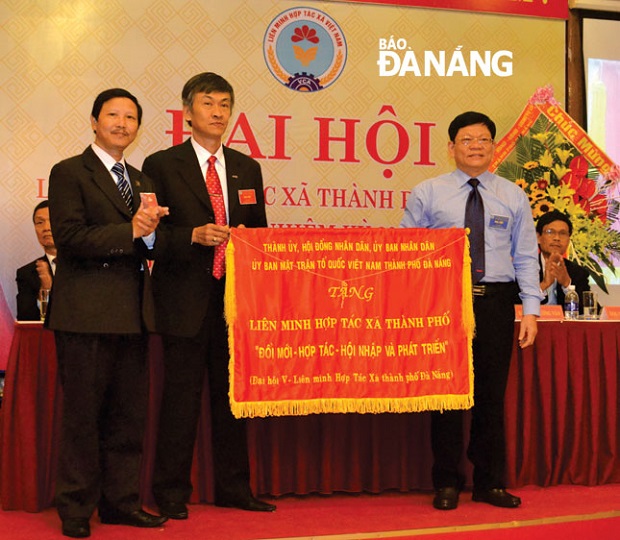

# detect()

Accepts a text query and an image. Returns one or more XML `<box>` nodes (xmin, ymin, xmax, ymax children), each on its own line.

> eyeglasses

<box><xmin>542</xmin><ymin>228</ymin><xmax>570</xmax><ymax>238</ymax></box>
<box><xmin>456</xmin><ymin>137</ymin><xmax>494</xmax><ymax>147</ymax></box>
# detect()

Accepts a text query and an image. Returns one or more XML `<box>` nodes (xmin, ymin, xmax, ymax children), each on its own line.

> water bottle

<box><xmin>564</xmin><ymin>285</ymin><xmax>579</xmax><ymax>320</ymax></box>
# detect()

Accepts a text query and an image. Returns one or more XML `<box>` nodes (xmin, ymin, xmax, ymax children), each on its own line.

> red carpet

<box><xmin>1</xmin><ymin>484</ymin><xmax>619</xmax><ymax>539</ymax></box>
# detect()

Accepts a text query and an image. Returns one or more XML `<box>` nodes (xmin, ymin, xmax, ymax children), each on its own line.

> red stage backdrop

<box><xmin>0</xmin><ymin>283</ymin><xmax>14</xmax><ymax>370</ymax></box>
<box><xmin>342</xmin><ymin>0</ymin><xmax>568</xmax><ymax>19</ymax></box>
<box><xmin>225</xmin><ymin>227</ymin><xmax>474</xmax><ymax>418</ymax></box>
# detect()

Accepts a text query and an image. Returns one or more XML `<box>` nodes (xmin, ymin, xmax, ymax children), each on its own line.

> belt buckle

<box><xmin>472</xmin><ymin>285</ymin><xmax>486</xmax><ymax>297</ymax></box>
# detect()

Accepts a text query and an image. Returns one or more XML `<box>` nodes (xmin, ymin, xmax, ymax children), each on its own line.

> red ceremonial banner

<box><xmin>224</xmin><ymin>228</ymin><xmax>475</xmax><ymax>418</ymax></box>
<box><xmin>491</xmin><ymin>96</ymin><xmax>615</xmax><ymax>177</ymax></box>
<box><xmin>338</xmin><ymin>0</ymin><xmax>568</xmax><ymax>19</ymax></box>
<box><xmin>490</xmin><ymin>87</ymin><xmax>620</xmax><ymax>292</ymax></box>
<box><xmin>0</xmin><ymin>284</ymin><xmax>14</xmax><ymax>370</ymax></box>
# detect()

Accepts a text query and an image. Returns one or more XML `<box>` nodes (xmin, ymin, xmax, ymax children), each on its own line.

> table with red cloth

<box><xmin>1</xmin><ymin>320</ymin><xmax>620</xmax><ymax>512</ymax></box>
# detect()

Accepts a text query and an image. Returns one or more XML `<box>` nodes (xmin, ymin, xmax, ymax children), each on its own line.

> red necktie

<box><xmin>206</xmin><ymin>156</ymin><xmax>227</xmax><ymax>279</ymax></box>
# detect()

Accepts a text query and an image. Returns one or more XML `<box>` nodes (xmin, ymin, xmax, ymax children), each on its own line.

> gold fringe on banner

<box><xmin>230</xmin><ymin>393</ymin><xmax>474</xmax><ymax>419</ymax></box>
<box><xmin>226</xmin><ymin>229</ymin><xmax>476</xmax><ymax>419</ymax></box>
<box><xmin>461</xmin><ymin>232</ymin><xmax>475</xmax><ymax>411</ymax></box>
<box><xmin>224</xmin><ymin>239</ymin><xmax>238</xmax><ymax>412</ymax></box>
<box><xmin>224</xmin><ymin>239</ymin><xmax>237</xmax><ymax>327</ymax></box>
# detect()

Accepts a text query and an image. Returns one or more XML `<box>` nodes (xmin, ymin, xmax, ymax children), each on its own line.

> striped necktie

<box><xmin>112</xmin><ymin>162</ymin><xmax>133</xmax><ymax>209</ymax></box>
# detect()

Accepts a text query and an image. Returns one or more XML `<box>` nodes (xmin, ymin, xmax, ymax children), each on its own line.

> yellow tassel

<box><xmin>224</xmin><ymin>239</ymin><xmax>237</xmax><ymax>326</ymax></box>
<box><xmin>461</xmin><ymin>230</ymin><xmax>475</xmax><ymax>410</ymax></box>
<box><xmin>230</xmin><ymin>394</ymin><xmax>474</xmax><ymax>419</ymax></box>
<box><xmin>224</xmin><ymin>239</ymin><xmax>238</xmax><ymax>414</ymax></box>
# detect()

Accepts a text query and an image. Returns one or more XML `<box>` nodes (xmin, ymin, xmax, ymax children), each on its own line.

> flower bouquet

<box><xmin>490</xmin><ymin>86</ymin><xmax>620</xmax><ymax>292</ymax></box>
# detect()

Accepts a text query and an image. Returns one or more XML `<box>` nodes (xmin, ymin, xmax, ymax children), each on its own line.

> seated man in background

<box><xmin>16</xmin><ymin>200</ymin><xmax>56</xmax><ymax>320</ymax></box>
<box><xmin>536</xmin><ymin>209</ymin><xmax>590</xmax><ymax>311</ymax></box>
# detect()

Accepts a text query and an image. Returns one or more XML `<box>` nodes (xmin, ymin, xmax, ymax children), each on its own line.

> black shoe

<box><xmin>158</xmin><ymin>501</ymin><xmax>189</xmax><ymax>520</ymax></box>
<box><xmin>472</xmin><ymin>488</ymin><xmax>521</xmax><ymax>508</ymax></box>
<box><xmin>99</xmin><ymin>509</ymin><xmax>168</xmax><ymax>527</ymax></box>
<box><xmin>62</xmin><ymin>518</ymin><xmax>91</xmax><ymax>538</ymax></box>
<box><xmin>215</xmin><ymin>495</ymin><xmax>276</xmax><ymax>512</ymax></box>
<box><xmin>432</xmin><ymin>487</ymin><xmax>459</xmax><ymax>510</ymax></box>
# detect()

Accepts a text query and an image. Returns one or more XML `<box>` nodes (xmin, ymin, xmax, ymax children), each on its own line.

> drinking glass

<box><xmin>582</xmin><ymin>291</ymin><xmax>597</xmax><ymax>320</ymax></box>
<box><xmin>39</xmin><ymin>289</ymin><xmax>50</xmax><ymax>321</ymax></box>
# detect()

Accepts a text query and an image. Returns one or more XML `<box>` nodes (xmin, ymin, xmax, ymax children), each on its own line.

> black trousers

<box><xmin>431</xmin><ymin>283</ymin><xmax>517</xmax><ymax>491</ymax></box>
<box><xmin>153</xmin><ymin>278</ymin><xmax>251</xmax><ymax>505</ymax></box>
<box><xmin>54</xmin><ymin>331</ymin><xmax>148</xmax><ymax>520</ymax></box>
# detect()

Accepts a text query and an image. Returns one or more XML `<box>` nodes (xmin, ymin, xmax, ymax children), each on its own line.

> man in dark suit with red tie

<box><xmin>47</xmin><ymin>88</ymin><xmax>168</xmax><ymax>538</ymax></box>
<box><xmin>142</xmin><ymin>72</ymin><xmax>274</xmax><ymax>520</ymax></box>
<box><xmin>16</xmin><ymin>200</ymin><xmax>56</xmax><ymax>320</ymax></box>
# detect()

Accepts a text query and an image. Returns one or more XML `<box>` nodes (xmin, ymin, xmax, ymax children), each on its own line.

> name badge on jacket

<box><xmin>239</xmin><ymin>189</ymin><xmax>257</xmax><ymax>205</ymax></box>
<box><xmin>489</xmin><ymin>215</ymin><xmax>509</xmax><ymax>229</ymax></box>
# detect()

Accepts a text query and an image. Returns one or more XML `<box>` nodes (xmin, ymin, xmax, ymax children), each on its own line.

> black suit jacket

<box><xmin>540</xmin><ymin>256</ymin><xmax>591</xmax><ymax>313</ymax></box>
<box><xmin>142</xmin><ymin>140</ymin><xmax>267</xmax><ymax>337</ymax></box>
<box><xmin>47</xmin><ymin>146</ymin><xmax>155</xmax><ymax>334</ymax></box>
<box><xmin>15</xmin><ymin>256</ymin><xmax>52</xmax><ymax>321</ymax></box>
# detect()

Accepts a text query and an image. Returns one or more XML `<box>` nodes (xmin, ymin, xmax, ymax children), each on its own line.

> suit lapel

<box><xmin>174</xmin><ymin>139</ymin><xmax>213</xmax><ymax>211</ymax></box>
<box><xmin>127</xmin><ymin>163</ymin><xmax>146</xmax><ymax>213</ymax></box>
<box><xmin>538</xmin><ymin>255</ymin><xmax>544</xmax><ymax>282</ymax></box>
<box><xmin>223</xmin><ymin>146</ymin><xmax>239</xmax><ymax>219</ymax></box>
<box><xmin>83</xmin><ymin>146</ymin><xmax>134</xmax><ymax>218</ymax></box>
<box><xmin>538</xmin><ymin>254</ymin><xmax>550</xmax><ymax>304</ymax></box>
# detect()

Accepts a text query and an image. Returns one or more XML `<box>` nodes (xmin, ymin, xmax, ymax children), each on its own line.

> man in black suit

<box><xmin>142</xmin><ymin>72</ymin><xmax>274</xmax><ymax>520</ymax></box>
<box><xmin>47</xmin><ymin>88</ymin><xmax>168</xmax><ymax>538</ymax></box>
<box><xmin>536</xmin><ymin>210</ymin><xmax>590</xmax><ymax>312</ymax></box>
<box><xmin>16</xmin><ymin>200</ymin><xmax>56</xmax><ymax>320</ymax></box>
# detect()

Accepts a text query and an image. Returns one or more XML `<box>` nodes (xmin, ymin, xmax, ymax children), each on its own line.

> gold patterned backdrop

<box><xmin>0</xmin><ymin>0</ymin><xmax>565</xmax><ymax>316</ymax></box>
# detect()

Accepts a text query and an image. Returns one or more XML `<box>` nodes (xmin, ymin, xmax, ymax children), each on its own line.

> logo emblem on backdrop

<box><xmin>264</xmin><ymin>7</ymin><xmax>347</xmax><ymax>92</ymax></box>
